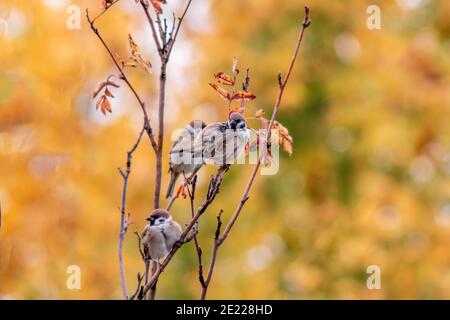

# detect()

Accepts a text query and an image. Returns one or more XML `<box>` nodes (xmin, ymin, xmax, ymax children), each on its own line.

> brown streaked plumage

<box><xmin>141</xmin><ymin>209</ymin><xmax>182</xmax><ymax>261</ymax></box>
<box><xmin>166</xmin><ymin>120</ymin><xmax>206</xmax><ymax>198</ymax></box>
<box><xmin>193</xmin><ymin>112</ymin><xmax>250</xmax><ymax>167</ymax></box>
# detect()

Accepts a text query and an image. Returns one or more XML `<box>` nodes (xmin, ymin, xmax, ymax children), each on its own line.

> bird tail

<box><xmin>166</xmin><ymin>171</ymin><xmax>179</xmax><ymax>198</ymax></box>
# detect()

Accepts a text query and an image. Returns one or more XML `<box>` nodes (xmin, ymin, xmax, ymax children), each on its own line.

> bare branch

<box><xmin>200</xmin><ymin>210</ymin><xmax>223</xmax><ymax>299</ymax></box>
<box><xmin>134</xmin><ymin>231</ymin><xmax>145</xmax><ymax>261</ymax></box>
<box><xmin>116</xmin><ymin>124</ymin><xmax>146</xmax><ymax>299</ymax></box>
<box><xmin>166</xmin><ymin>0</ymin><xmax>193</xmax><ymax>59</ymax></box>
<box><xmin>185</xmin><ymin>176</ymin><xmax>207</xmax><ymax>289</ymax></box>
<box><xmin>129</xmin><ymin>272</ymin><xmax>144</xmax><ymax>300</ymax></box>
<box><xmin>140</xmin><ymin>0</ymin><xmax>163</xmax><ymax>56</ymax></box>
<box><xmin>199</xmin><ymin>7</ymin><xmax>311</xmax><ymax>299</ymax></box>
<box><xmin>220</xmin><ymin>7</ymin><xmax>310</xmax><ymax>244</ymax></box>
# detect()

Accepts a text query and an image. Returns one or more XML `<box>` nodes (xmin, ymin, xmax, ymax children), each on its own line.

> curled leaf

<box><xmin>209</xmin><ymin>83</ymin><xmax>231</xmax><ymax>101</ymax></box>
<box><xmin>128</xmin><ymin>34</ymin><xmax>152</xmax><ymax>73</ymax></box>
<box><xmin>131</xmin><ymin>55</ymin><xmax>152</xmax><ymax>73</ymax></box>
<box><xmin>282</xmin><ymin>136</ymin><xmax>293</xmax><ymax>156</ymax></box>
<box><xmin>128</xmin><ymin>34</ymin><xmax>141</xmax><ymax>57</ymax></box>
<box><xmin>272</xmin><ymin>121</ymin><xmax>293</xmax><ymax>156</ymax></box>
<box><xmin>229</xmin><ymin>106</ymin><xmax>245</xmax><ymax>114</ymax></box>
<box><xmin>93</xmin><ymin>81</ymin><xmax>107</xmax><ymax>99</ymax></box>
<box><xmin>232</xmin><ymin>91</ymin><xmax>256</xmax><ymax>101</ymax></box>
<box><xmin>214</xmin><ymin>72</ymin><xmax>234</xmax><ymax>86</ymax></box>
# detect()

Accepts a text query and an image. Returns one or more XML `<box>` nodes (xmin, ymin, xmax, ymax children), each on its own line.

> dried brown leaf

<box><xmin>209</xmin><ymin>83</ymin><xmax>231</xmax><ymax>101</ymax></box>
<box><xmin>131</xmin><ymin>56</ymin><xmax>152</xmax><ymax>73</ymax></box>
<box><xmin>283</xmin><ymin>138</ymin><xmax>293</xmax><ymax>156</ymax></box>
<box><xmin>150</xmin><ymin>0</ymin><xmax>164</xmax><ymax>14</ymax></box>
<box><xmin>229</xmin><ymin>106</ymin><xmax>245</xmax><ymax>114</ymax></box>
<box><xmin>214</xmin><ymin>72</ymin><xmax>234</xmax><ymax>86</ymax></box>
<box><xmin>128</xmin><ymin>34</ymin><xmax>152</xmax><ymax>73</ymax></box>
<box><xmin>232</xmin><ymin>91</ymin><xmax>256</xmax><ymax>101</ymax></box>
<box><xmin>128</xmin><ymin>34</ymin><xmax>141</xmax><ymax>56</ymax></box>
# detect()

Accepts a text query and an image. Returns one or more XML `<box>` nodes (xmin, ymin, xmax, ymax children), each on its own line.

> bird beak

<box><xmin>146</xmin><ymin>216</ymin><xmax>152</xmax><ymax>222</ymax></box>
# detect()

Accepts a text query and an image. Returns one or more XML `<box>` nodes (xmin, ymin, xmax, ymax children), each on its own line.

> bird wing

<box><xmin>193</xmin><ymin>122</ymin><xmax>227</xmax><ymax>162</ymax></box>
<box><xmin>163</xmin><ymin>222</ymin><xmax>183</xmax><ymax>251</ymax></box>
<box><xmin>141</xmin><ymin>225</ymin><xmax>151</xmax><ymax>259</ymax></box>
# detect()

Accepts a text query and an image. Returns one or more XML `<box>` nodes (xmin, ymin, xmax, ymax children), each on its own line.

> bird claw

<box><xmin>174</xmin><ymin>240</ymin><xmax>183</xmax><ymax>248</ymax></box>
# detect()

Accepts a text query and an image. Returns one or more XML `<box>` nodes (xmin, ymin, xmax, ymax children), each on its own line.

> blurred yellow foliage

<box><xmin>0</xmin><ymin>0</ymin><xmax>450</xmax><ymax>299</ymax></box>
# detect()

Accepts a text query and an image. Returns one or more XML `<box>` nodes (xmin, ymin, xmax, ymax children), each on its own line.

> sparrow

<box><xmin>166</xmin><ymin>120</ymin><xmax>206</xmax><ymax>198</ymax></box>
<box><xmin>141</xmin><ymin>209</ymin><xmax>183</xmax><ymax>262</ymax></box>
<box><xmin>193</xmin><ymin>112</ymin><xmax>250</xmax><ymax>167</ymax></box>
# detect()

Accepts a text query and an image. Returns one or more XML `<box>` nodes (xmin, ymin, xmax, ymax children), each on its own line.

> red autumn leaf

<box><xmin>214</xmin><ymin>72</ymin><xmax>234</xmax><ymax>86</ymax></box>
<box><xmin>95</xmin><ymin>96</ymin><xmax>104</xmax><ymax>110</ymax></box>
<box><xmin>150</xmin><ymin>0</ymin><xmax>164</xmax><ymax>14</ymax></box>
<box><xmin>100</xmin><ymin>96</ymin><xmax>112</xmax><ymax>115</ymax></box>
<box><xmin>104</xmin><ymin>87</ymin><xmax>114</xmax><ymax>98</ymax></box>
<box><xmin>176</xmin><ymin>184</ymin><xmax>187</xmax><ymax>199</ymax></box>
<box><xmin>209</xmin><ymin>83</ymin><xmax>231</xmax><ymax>101</ymax></box>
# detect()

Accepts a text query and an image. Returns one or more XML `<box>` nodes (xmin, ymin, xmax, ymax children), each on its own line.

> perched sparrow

<box><xmin>193</xmin><ymin>112</ymin><xmax>250</xmax><ymax>167</ymax></box>
<box><xmin>166</xmin><ymin>120</ymin><xmax>206</xmax><ymax>198</ymax></box>
<box><xmin>141</xmin><ymin>209</ymin><xmax>182</xmax><ymax>262</ymax></box>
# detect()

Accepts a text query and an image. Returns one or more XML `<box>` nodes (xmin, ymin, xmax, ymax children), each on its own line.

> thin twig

<box><xmin>91</xmin><ymin>0</ymin><xmax>121</xmax><ymax>24</ymax></box>
<box><xmin>200</xmin><ymin>210</ymin><xmax>223</xmax><ymax>299</ymax></box>
<box><xmin>186</xmin><ymin>176</ymin><xmax>207</xmax><ymax>289</ymax></box>
<box><xmin>166</xmin><ymin>0</ymin><xmax>193</xmax><ymax>59</ymax></box>
<box><xmin>117</xmin><ymin>124</ymin><xmax>146</xmax><ymax>299</ymax></box>
<box><xmin>129</xmin><ymin>272</ymin><xmax>144</xmax><ymax>300</ymax></box>
<box><xmin>140</xmin><ymin>0</ymin><xmax>163</xmax><ymax>56</ymax></box>
<box><xmin>134</xmin><ymin>231</ymin><xmax>145</xmax><ymax>261</ymax></box>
